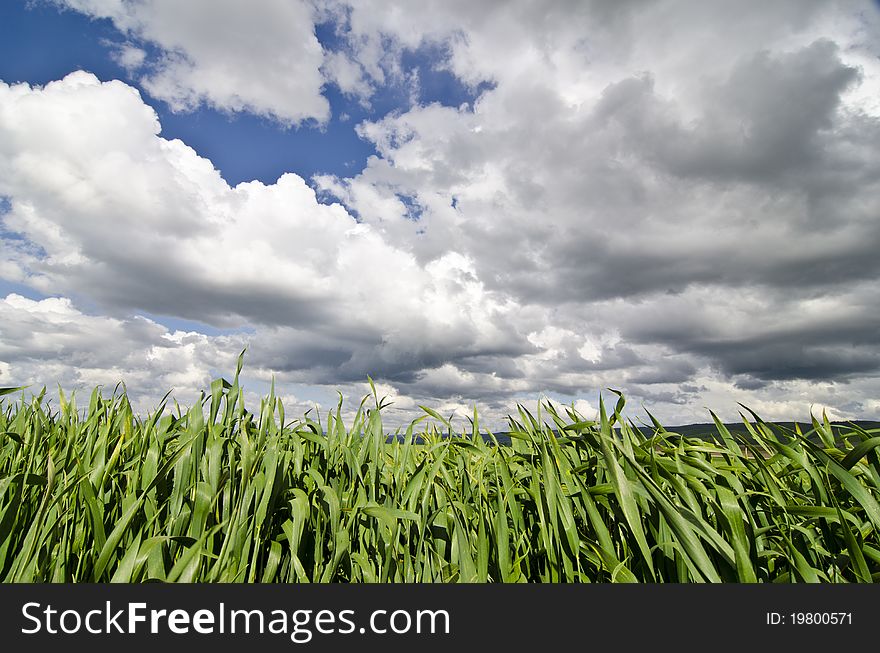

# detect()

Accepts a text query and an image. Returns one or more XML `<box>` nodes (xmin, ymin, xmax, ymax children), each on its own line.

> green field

<box><xmin>1</xmin><ymin>361</ymin><xmax>879</xmax><ymax>582</ymax></box>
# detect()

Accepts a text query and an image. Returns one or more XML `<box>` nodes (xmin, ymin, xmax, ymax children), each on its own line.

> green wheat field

<box><xmin>2</xmin><ymin>356</ymin><xmax>879</xmax><ymax>583</ymax></box>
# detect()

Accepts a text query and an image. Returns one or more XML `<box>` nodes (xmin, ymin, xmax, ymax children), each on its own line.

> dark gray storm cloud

<box><xmin>616</xmin><ymin>283</ymin><xmax>880</xmax><ymax>382</ymax></box>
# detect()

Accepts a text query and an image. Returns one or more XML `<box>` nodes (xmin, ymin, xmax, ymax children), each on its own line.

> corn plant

<box><xmin>1</xmin><ymin>361</ymin><xmax>878</xmax><ymax>582</ymax></box>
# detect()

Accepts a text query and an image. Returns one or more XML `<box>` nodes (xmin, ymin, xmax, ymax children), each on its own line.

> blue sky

<box><xmin>0</xmin><ymin>1</ymin><xmax>486</xmax><ymax>187</ymax></box>
<box><xmin>0</xmin><ymin>0</ymin><xmax>484</xmax><ymax>331</ymax></box>
<box><xmin>1</xmin><ymin>1</ymin><xmax>879</xmax><ymax>427</ymax></box>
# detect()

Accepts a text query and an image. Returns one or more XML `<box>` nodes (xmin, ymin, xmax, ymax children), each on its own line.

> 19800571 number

<box><xmin>790</xmin><ymin>613</ymin><xmax>851</xmax><ymax>625</ymax></box>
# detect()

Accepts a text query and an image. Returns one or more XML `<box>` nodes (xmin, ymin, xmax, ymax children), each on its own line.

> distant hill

<box><xmin>481</xmin><ymin>420</ymin><xmax>880</xmax><ymax>446</ymax></box>
<box><xmin>633</xmin><ymin>420</ymin><xmax>880</xmax><ymax>444</ymax></box>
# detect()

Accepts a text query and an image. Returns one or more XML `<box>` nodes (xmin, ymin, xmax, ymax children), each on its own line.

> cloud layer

<box><xmin>2</xmin><ymin>1</ymin><xmax>880</xmax><ymax>426</ymax></box>
<box><xmin>55</xmin><ymin>0</ymin><xmax>330</xmax><ymax>124</ymax></box>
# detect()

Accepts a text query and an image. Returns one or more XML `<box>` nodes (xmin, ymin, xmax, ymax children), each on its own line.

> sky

<box><xmin>1</xmin><ymin>0</ymin><xmax>880</xmax><ymax>429</ymax></box>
